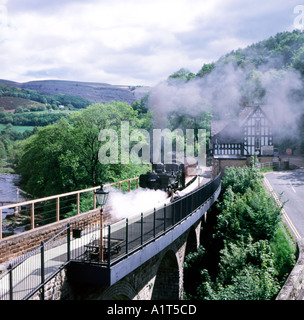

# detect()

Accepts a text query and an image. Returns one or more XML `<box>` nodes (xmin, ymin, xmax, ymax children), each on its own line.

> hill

<box><xmin>165</xmin><ymin>30</ymin><xmax>304</xmax><ymax>152</ymax></box>
<box><xmin>169</xmin><ymin>30</ymin><xmax>304</xmax><ymax>112</ymax></box>
<box><xmin>0</xmin><ymin>96</ymin><xmax>44</xmax><ymax>111</ymax></box>
<box><xmin>196</xmin><ymin>30</ymin><xmax>304</xmax><ymax>76</ymax></box>
<box><xmin>0</xmin><ymin>79</ymin><xmax>150</xmax><ymax>105</ymax></box>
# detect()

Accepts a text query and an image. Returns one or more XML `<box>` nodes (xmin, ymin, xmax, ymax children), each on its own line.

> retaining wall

<box><xmin>276</xmin><ymin>238</ymin><xmax>304</xmax><ymax>300</ymax></box>
<box><xmin>0</xmin><ymin>207</ymin><xmax>112</xmax><ymax>268</ymax></box>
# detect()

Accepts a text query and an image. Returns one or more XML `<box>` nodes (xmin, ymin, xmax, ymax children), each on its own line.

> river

<box><xmin>0</xmin><ymin>174</ymin><xmax>26</xmax><ymax>219</ymax></box>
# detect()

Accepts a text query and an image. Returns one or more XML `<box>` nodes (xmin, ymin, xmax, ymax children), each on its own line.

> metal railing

<box><xmin>0</xmin><ymin>225</ymin><xmax>71</xmax><ymax>300</ymax></box>
<box><xmin>0</xmin><ymin>173</ymin><xmax>221</xmax><ymax>300</ymax></box>
<box><xmin>0</xmin><ymin>177</ymin><xmax>139</xmax><ymax>239</ymax></box>
<box><xmin>258</xmin><ymin>161</ymin><xmax>280</xmax><ymax>170</ymax></box>
<box><xmin>71</xmin><ymin>173</ymin><xmax>221</xmax><ymax>266</ymax></box>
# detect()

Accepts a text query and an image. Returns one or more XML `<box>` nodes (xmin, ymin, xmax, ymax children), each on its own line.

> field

<box><xmin>0</xmin><ymin>124</ymin><xmax>35</xmax><ymax>133</ymax></box>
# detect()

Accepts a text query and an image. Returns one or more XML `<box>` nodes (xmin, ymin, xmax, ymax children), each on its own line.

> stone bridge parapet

<box><xmin>276</xmin><ymin>238</ymin><xmax>304</xmax><ymax>300</ymax></box>
<box><xmin>0</xmin><ymin>207</ymin><xmax>113</xmax><ymax>269</ymax></box>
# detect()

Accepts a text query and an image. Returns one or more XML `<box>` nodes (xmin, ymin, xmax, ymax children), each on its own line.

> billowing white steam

<box><xmin>107</xmin><ymin>187</ymin><xmax>168</xmax><ymax>220</ymax></box>
<box><xmin>148</xmin><ymin>63</ymin><xmax>246</xmax><ymax>128</ymax></box>
<box><xmin>148</xmin><ymin>61</ymin><xmax>304</xmax><ymax>143</ymax></box>
<box><xmin>107</xmin><ymin>56</ymin><xmax>304</xmax><ymax>220</ymax></box>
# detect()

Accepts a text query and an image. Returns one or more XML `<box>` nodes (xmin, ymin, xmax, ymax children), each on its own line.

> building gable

<box><xmin>242</xmin><ymin>106</ymin><xmax>273</xmax><ymax>156</ymax></box>
<box><xmin>210</xmin><ymin>105</ymin><xmax>274</xmax><ymax>157</ymax></box>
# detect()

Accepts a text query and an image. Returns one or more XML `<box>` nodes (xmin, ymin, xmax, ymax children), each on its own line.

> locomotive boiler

<box><xmin>139</xmin><ymin>154</ymin><xmax>197</xmax><ymax>193</ymax></box>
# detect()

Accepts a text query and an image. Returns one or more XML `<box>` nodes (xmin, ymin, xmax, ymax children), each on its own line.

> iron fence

<box><xmin>0</xmin><ymin>177</ymin><xmax>139</xmax><ymax>239</ymax></box>
<box><xmin>71</xmin><ymin>173</ymin><xmax>221</xmax><ymax>266</ymax></box>
<box><xmin>0</xmin><ymin>225</ymin><xmax>70</xmax><ymax>300</ymax></box>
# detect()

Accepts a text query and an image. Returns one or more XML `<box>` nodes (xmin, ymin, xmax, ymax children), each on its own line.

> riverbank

<box><xmin>0</xmin><ymin>173</ymin><xmax>27</xmax><ymax>236</ymax></box>
<box><xmin>0</xmin><ymin>159</ymin><xmax>15</xmax><ymax>175</ymax></box>
<box><xmin>0</xmin><ymin>174</ymin><xmax>24</xmax><ymax>204</ymax></box>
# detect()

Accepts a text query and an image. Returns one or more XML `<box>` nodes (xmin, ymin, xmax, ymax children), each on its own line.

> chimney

<box><xmin>239</xmin><ymin>96</ymin><xmax>247</xmax><ymax>108</ymax></box>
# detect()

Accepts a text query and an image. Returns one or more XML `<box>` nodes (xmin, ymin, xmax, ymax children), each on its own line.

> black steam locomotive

<box><xmin>139</xmin><ymin>163</ymin><xmax>185</xmax><ymax>192</ymax></box>
<box><xmin>139</xmin><ymin>155</ymin><xmax>197</xmax><ymax>193</ymax></box>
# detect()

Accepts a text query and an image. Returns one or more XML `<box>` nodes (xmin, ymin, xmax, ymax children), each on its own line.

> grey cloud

<box><xmin>7</xmin><ymin>0</ymin><xmax>88</xmax><ymax>14</ymax></box>
<box><xmin>3</xmin><ymin>0</ymin><xmax>302</xmax><ymax>86</ymax></box>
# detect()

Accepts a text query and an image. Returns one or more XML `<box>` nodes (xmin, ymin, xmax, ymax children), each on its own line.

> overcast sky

<box><xmin>0</xmin><ymin>0</ymin><xmax>302</xmax><ymax>86</ymax></box>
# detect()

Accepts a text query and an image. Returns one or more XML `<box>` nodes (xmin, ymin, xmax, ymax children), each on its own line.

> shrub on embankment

<box><xmin>184</xmin><ymin>164</ymin><xmax>296</xmax><ymax>300</ymax></box>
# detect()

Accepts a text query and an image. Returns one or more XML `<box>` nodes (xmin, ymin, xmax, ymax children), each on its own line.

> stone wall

<box><xmin>29</xmin><ymin>268</ymin><xmax>72</xmax><ymax>300</ymax></box>
<box><xmin>219</xmin><ymin>159</ymin><xmax>247</xmax><ymax>175</ymax></box>
<box><xmin>216</xmin><ymin>156</ymin><xmax>274</xmax><ymax>175</ymax></box>
<box><xmin>0</xmin><ymin>207</ymin><xmax>112</xmax><ymax>268</ymax></box>
<box><xmin>276</xmin><ymin>238</ymin><xmax>304</xmax><ymax>300</ymax></box>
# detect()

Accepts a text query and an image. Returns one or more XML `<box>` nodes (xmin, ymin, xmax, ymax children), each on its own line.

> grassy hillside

<box><xmin>0</xmin><ymin>96</ymin><xmax>44</xmax><ymax>112</ymax></box>
<box><xmin>196</xmin><ymin>30</ymin><xmax>304</xmax><ymax>77</ymax></box>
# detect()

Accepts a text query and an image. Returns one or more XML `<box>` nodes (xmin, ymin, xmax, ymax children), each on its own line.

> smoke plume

<box><xmin>148</xmin><ymin>59</ymin><xmax>304</xmax><ymax>144</ymax></box>
<box><xmin>107</xmin><ymin>186</ymin><xmax>168</xmax><ymax>220</ymax></box>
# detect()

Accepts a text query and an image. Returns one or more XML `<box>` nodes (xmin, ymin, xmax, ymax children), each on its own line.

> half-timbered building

<box><xmin>210</xmin><ymin>105</ymin><xmax>274</xmax><ymax>174</ymax></box>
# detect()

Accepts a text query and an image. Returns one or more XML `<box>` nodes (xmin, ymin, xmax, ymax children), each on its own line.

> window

<box><xmin>255</xmin><ymin>137</ymin><xmax>260</xmax><ymax>149</ymax></box>
<box><xmin>255</xmin><ymin>119</ymin><xmax>261</xmax><ymax>133</ymax></box>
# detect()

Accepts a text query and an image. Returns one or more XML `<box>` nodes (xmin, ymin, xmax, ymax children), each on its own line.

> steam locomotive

<box><xmin>139</xmin><ymin>154</ymin><xmax>197</xmax><ymax>193</ymax></box>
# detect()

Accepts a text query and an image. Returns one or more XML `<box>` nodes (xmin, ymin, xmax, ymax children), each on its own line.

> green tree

<box><xmin>203</xmin><ymin>265</ymin><xmax>280</xmax><ymax>300</ymax></box>
<box><xmin>16</xmin><ymin>101</ymin><xmax>150</xmax><ymax>197</ymax></box>
<box><xmin>168</xmin><ymin>68</ymin><xmax>195</xmax><ymax>82</ymax></box>
<box><xmin>197</xmin><ymin>238</ymin><xmax>280</xmax><ymax>300</ymax></box>
<box><xmin>0</xmin><ymin>140</ymin><xmax>7</xmax><ymax>158</ymax></box>
<box><xmin>221</xmin><ymin>166</ymin><xmax>263</xmax><ymax>194</ymax></box>
<box><xmin>196</xmin><ymin>63</ymin><xmax>216</xmax><ymax>78</ymax></box>
<box><xmin>184</xmin><ymin>166</ymin><xmax>293</xmax><ymax>300</ymax></box>
<box><xmin>292</xmin><ymin>46</ymin><xmax>304</xmax><ymax>76</ymax></box>
<box><xmin>216</xmin><ymin>169</ymin><xmax>281</xmax><ymax>243</ymax></box>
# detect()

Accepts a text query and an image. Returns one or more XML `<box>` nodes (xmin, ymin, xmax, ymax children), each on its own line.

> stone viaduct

<box><xmin>0</xmin><ymin>174</ymin><xmax>221</xmax><ymax>300</ymax></box>
<box><xmin>63</xmin><ymin>218</ymin><xmax>202</xmax><ymax>300</ymax></box>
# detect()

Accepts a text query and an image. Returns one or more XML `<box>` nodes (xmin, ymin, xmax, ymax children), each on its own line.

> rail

<box><xmin>0</xmin><ymin>177</ymin><xmax>139</xmax><ymax>239</ymax></box>
<box><xmin>0</xmin><ymin>173</ymin><xmax>221</xmax><ymax>300</ymax></box>
<box><xmin>0</xmin><ymin>225</ymin><xmax>71</xmax><ymax>300</ymax></box>
<box><xmin>71</xmin><ymin>173</ymin><xmax>221</xmax><ymax>267</ymax></box>
<box><xmin>258</xmin><ymin>161</ymin><xmax>280</xmax><ymax>169</ymax></box>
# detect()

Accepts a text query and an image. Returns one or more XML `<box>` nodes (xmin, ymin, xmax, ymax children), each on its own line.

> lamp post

<box><xmin>95</xmin><ymin>184</ymin><xmax>109</xmax><ymax>262</ymax></box>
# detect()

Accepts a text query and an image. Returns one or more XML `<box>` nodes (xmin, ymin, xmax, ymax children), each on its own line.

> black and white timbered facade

<box><xmin>210</xmin><ymin>106</ymin><xmax>274</xmax><ymax>158</ymax></box>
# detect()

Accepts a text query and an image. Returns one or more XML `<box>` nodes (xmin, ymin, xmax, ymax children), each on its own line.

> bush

<box><xmin>184</xmin><ymin>166</ymin><xmax>296</xmax><ymax>300</ymax></box>
<box><xmin>221</xmin><ymin>166</ymin><xmax>263</xmax><ymax>194</ymax></box>
<box><xmin>216</xmin><ymin>185</ymin><xmax>281</xmax><ymax>242</ymax></box>
<box><xmin>202</xmin><ymin>265</ymin><xmax>280</xmax><ymax>300</ymax></box>
<box><xmin>270</xmin><ymin>225</ymin><xmax>297</xmax><ymax>282</ymax></box>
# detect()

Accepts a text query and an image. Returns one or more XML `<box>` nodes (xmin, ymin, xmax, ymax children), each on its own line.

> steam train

<box><xmin>139</xmin><ymin>154</ymin><xmax>197</xmax><ymax>193</ymax></box>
